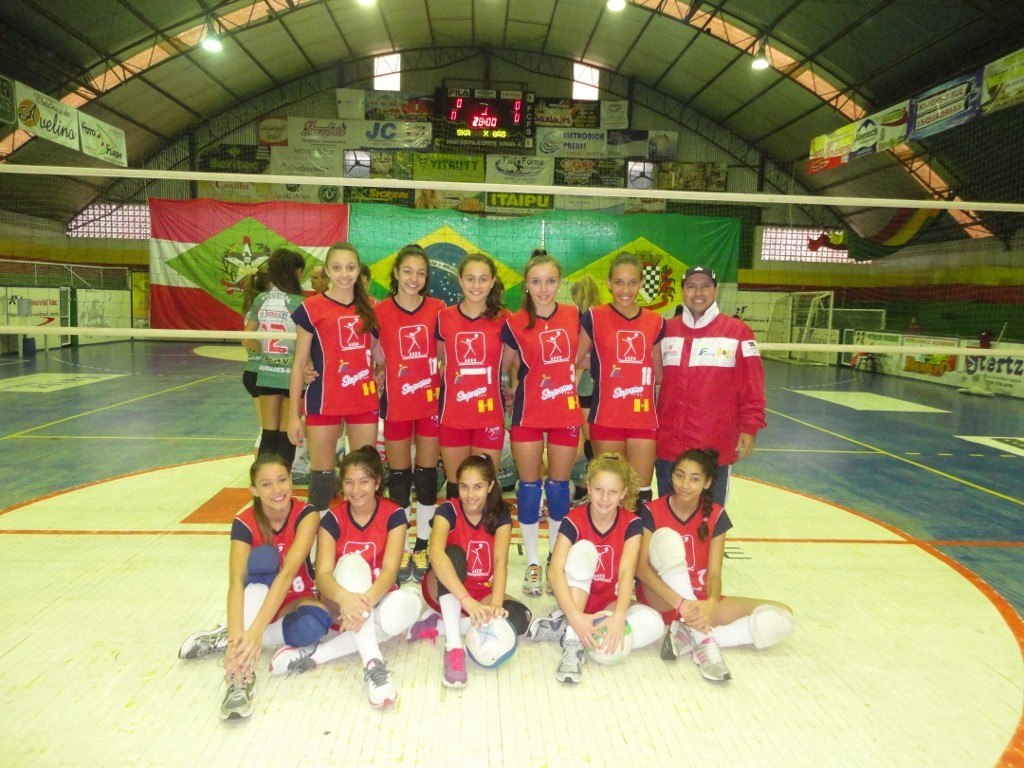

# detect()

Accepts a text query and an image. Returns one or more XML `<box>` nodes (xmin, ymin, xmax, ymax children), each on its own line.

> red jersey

<box><xmin>230</xmin><ymin>498</ymin><xmax>317</xmax><ymax>605</ymax></box>
<box><xmin>582</xmin><ymin>304</ymin><xmax>664</xmax><ymax>430</ymax></box>
<box><xmin>435</xmin><ymin>499</ymin><xmax>513</xmax><ymax>601</ymax></box>
<box><xmin>321</xmin><ymin>498</ymin><xmax>408</xmax><ymax>583</ymax></box>
<box><xmin>557</xmin><ymin>503</ymin><xmax>643</xmax><ymax>614</ymax></box>
<box><xmin>373</xmin><ymin>296</ymin><xmax>443</xmax><ymax>421</ymax></box>
<box><xmin>639</xmin><ymin>496</ymin><xmax>732</xmax><ymax>601</ymax></box>
<box><xmin>435</xmin><ymin>306</ymin><xmax>507</xmax><ymax>430</ymax></box>
<box><xmin>292</xmin><ymin>294</ymin><xmax>378</xmax><ymax>416</ymax></box>
<box><xmin>501</xmin><ymin>304</ymin><xmax>583</xmax><ymax>429</ymax></box>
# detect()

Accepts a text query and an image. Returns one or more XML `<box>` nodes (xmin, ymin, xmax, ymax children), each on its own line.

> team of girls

<box><xmin>269</xmin><ymin>445</ymin><xmax>421</xmax><ymax>707</ymax></box>
<box><xmin>634</xmin><ymin>447</ymin><xmax>794</xmax><ymax>681</ymax></box>
<box><xmin>407</xmin><ymin>454</ymin><xmax>531</xmax><ymax>687</ymax></box>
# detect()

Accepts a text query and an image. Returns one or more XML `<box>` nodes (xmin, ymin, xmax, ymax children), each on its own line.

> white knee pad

<box><xmin>750</xmin><ymin>605</ymin><xmax>795</xmax><ymax>649</ymax></box>
<box><xmin>648</xmin><ymin>528</ymin><xmax>688</xmax><ymax>574</ymax></box>
<box><xmin>375</xmin><ymin>589</ymin><xmax>422</xmax><ymax>639</ymax></box>
<box><xmin>564</xmin><ymin>540</ymin><xmax>599</xmax><ymax>592</ymax></box>
<box><xmin>242</xmin><ymin>583</ymin><xmax>269</xmax><ymax>630</ymax></box>
<box><xmin>625</xmin><ymin>603</ymin><xmax>666</xmax><ymax>650</ymax></box>
<box><xmin>334</xmin><ymin>553</ymin><xmax>372</xmax><ymax>593</ymax></box>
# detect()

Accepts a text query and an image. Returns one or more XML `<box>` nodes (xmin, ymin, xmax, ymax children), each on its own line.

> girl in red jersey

<box><xmin>501</xmin><ymin>251</ymin><xmax>583</xmax><ymax>597</ymax></box>
<box><xmin>288</xmin><ymin>242</ymin><xmax>379</xmax><ymax>514</ymax></box>
<box><xmin>177</xmin><ymin>455</ymin><xmax>331</xmax><ymax>720</ymax></box>
<box><xmin>372</xmin><ymin>244</ymin><xmax>444</xmax><ymax>583</ymax></box>
<box><xmin>406</xmin><ymin>455</ymin><xmax>531</xmax><ymax>688</ymax></box>
<box><xmin>435</xmin><ymin>253</ymin><xmax>508</xmax><ymax>492</ymax></box>
<box><xmin>636</xmin><ymin>448</ymin><xmax>795</xmax><ymax>682</ymax></box>
<box><xmin>529</xmin><ymin>453</ymin><xmax>664</xmax><ymax>684</ymax></box>
<box><xmin>268</xmin><ymin>446</ymin><xmax>421</xmax><ymax>708</ymax></box>
<box><xmin>577</xmin><ymin>252</ymin><xmax>665</xmax><ymax>510</ymax></box>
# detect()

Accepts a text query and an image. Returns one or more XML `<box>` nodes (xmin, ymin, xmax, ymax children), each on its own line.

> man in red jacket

<box><xmin>654</xmin><ymin>266</ymin><xmax>766</xmax><ymax>504</ymax></box>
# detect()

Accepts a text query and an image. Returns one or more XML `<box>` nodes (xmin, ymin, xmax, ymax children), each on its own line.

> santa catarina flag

<box><xmin>148</xmin><ymin>198</ymin><xmax>348</xmax><ymax>330</ymax></box>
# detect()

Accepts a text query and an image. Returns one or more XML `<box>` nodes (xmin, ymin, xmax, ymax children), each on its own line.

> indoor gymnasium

<box><xmin>0</xmin><ymin>2</ymin><xmax>1022</xmax><ymax>766</ymax></box>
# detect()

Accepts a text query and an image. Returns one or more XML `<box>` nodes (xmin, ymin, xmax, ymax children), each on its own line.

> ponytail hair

<box><xmin>458</xmin><ymin>252</ymin><xmax>505</xmax><ymax>320</ymax></box>
<box><xmin>456</xmin><ymin>454</ymin><xmax>508</xmax><ymax>536</ymax></box>
<box><xmin>267</xmin><ymin>248</ymin><xmax>305</xmax><ymax>297</ymax></box>
<box><xmin>672</xmin><ymin>448</ymin><xmax>720</xmax><ymax>541</ymax></box>
<box><xmin>327</xmin><ymin>242</ymin><xmax>378</xmax><ymax>334</ymax></box>
<box><xmin>570</xmin><ymin>274</ymin><xmax>600</xmax><ymax>313</ymax></box>
<box><xmin>389</xmin><ymin>244</ymin><xmax>430</xmax><ymax>297</ymax></box>
<box><xmin>584</xmin><ymin>452</ymin><xmax>639</xmax><ymax>513</ymax></box>
<box><xmin>249</xmin><ymin>454</ymin><xmax>292</xmax><ymax>543</ymax></box>
<box><xmin>338</xmin><ymin>445</ymin><xmax>385</xmax><ymax>498</ymax></box>
<box><xmin>522</xmin><ymin>251</ymin><xmax>562</xmax><ymax>330</ymax></box>
<box><xmin>241</xmin><ymin>269</ymin><xmax>271</xmax><ymax>316</ymax></box>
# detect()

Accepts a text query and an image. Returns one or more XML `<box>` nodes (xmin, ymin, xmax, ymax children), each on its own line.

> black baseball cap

<box><xmin>682</xmin><ymin>265</ymin><xmax>717</xmax><ymax>286</ymax></box>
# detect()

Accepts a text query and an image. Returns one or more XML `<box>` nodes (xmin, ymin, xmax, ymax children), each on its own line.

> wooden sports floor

<box><xmin>1</xmin><ymin>341</ymin><xmax>1021</xmax><ymax>767</ymax></box>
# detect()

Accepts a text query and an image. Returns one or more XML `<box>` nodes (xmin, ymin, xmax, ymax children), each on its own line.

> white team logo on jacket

<box><xmin>399</xmin><ymin>324</ymin><xmax>428</xmax><ymax>359</ymax></box>
<box><xmin>689</xmin><ymin>337</ymin><xmax>738</xmax><ymax>368</ymax></box>
<box><xmin>593</xmin><ymin>544</ymin><xmax>614</xmax><ymax>583</ymax></box>
<box><xmin>455</xmin><ymin>331</ymin><xmax>485</xmax><ymax>365</ymax></box>
<box><xmin>467</xmin><ymin>540</ymin><xmax>492</xmax><ymax>578</ymax></box>
<box><xmin>540</xmin><ymin>329</ymin><xmax>570</xmax><ymax>363</ymax></box>
<box><xmin>616</xmin><ymin>330</ymin><xmax>645</xmax><ymax>363</ymax></box>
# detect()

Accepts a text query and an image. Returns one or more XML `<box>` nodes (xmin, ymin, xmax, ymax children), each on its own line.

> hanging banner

<box><xmin>199</xmin><ymin>144</ymin><xmax>269</xmax><ymax>174</ymax></box>
<box><xmin>657</xmin><ymin>162</ymin><xmax>727</xmax><ymax>191</ymax></box>
<box><xmin>195</xmin><ymin>180</ymin><xmax>342</xmax><ymax>205</ymax></box>
<box><xmin>79</xmin><ymin>113</ymin><xmax>128</xmax><ymax>167</ymax></box>
<box><xmin>536</xmin><ymin>127</ymin><xmax>607</xmax><ymax>157</ymax></box>
<box><xmin>413</xmin><ymin>153</ymin><xmax>486</xmax><ymax>182</ymax></box>
<box><xmin>365</xmin><ymin>91</ymin><xmax>434</xmax><ymax>121</ymax></box>
<box><xmin>413</xmin><ymin>189</ymin><xmax>486</xmax><ymax>212</ymax></box>
<box><xmin>370</xmin><ymin>149</ymin><xmax>417</xmax><ymax>179</ymax></box>
<box><xmin>807</xmin><ymin>124</ymin><xmax>853</xmax><ymax>174</ymax></box>
<box><xmin>601</xmin><ymin>100</ymin><xmax>629</xmax><ymax>129</ymax></box>
<box><xmin>484</xmin><ymin>191</ymin><xmax>555</xmax><ymax>215</ymax></box>
<box><xmin>336</xmin><ymin>88</ymin><xmax>365</xmax><ymax>119</ymax></box>
<box><xmin>908</xmin><ymin>71</ymin><xmax>982</xmax><ymax>140</ymax></box>
<box><xmin>485</xmin><ymin>155</ymin><xmax>555</xmax><ymax>186</ymax></box>
<box><xmin>270</xmin><ymin>145</ymin><xmax>343</xmax><ymax>176</ymax></box>
<box><xmin>148</xmin><ymin>199</ymin><xmax>348</xmax><ymax>330</ymax></box>
<box><xmin>0</xmin><ymin>75</ymin><xmax>16</xmax><ymax>125</ymax></box>
<box><xmin>648</xmin><ymin>131</ymin><xmax>678</xmax><ymax>161</ymax></box>
<box><xmin>552</xmin><ymin>158</ymin><xmax>624</xmax><ymax>187</ymax></box>
<box><xmin>555</xmin><ymin>195</ymin><xmax>627</xmax><ymax>213</ymax></box>
<box><xmin>981</xmin><ymin>47</ymin><xmax>1024</xmax><ymax>115</ymax></box>
<box><xmin>606</xmin><ymin>130</ymin><xmax>649</xmax><ymax>158</ymax></box>
<box><xmin>344</xmin><ymin>187</ymin><xmax>415</xmax><ymax>206</ymax></box>
<box><xmin>288</xmin><ymin>117</ymin><xmax>432</xmax><ymax>149</ymax></box>
<box><xmin>15</xmin><ymin>81</ymin><xmax>80</xmax><ymax>151</ymax></box>
<box><xmin>258</xmin><ymin>116</ymin><xmax>289</xmax><ymax>146</ymax></box>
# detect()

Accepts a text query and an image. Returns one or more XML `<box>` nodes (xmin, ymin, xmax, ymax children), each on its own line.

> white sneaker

<box><xmin>750</xmin><ymin>605</ymin><xmax>795</xmax><ymax>649</ymax></box>
<box><xmin>220</xmin><ymin>673</ymin><xmax>255</xmax><ymax>720</ymax></box>
<box><xmin>364</xmin><ymin>658</ymin><xmax>398</xmax><ymax>708</ymax></box>
<box><xmin>527</xmin><ymin>610</ymin><xmax>566</xmax><ymax>642</ymax></box>
<box><xmin>522</xmin><ymin>564</ymin><xmax>542</xmax><ymax>596</ymax></box>
<box><xmin>659</xmin><ymin>620</ymin><xmax>695</xmax><ymax>661</ymax></box>
<box><xmin>555</xmin><ymin>635</ymin><xmax>585</xmax><ymax>684</ymax></box>
<box><xmin>178</xmin><ymin>624</ymin><xmax>228</xmax><ymax>660</ymax></box>
<box><xmin>269</xmin><ymin>644</ymin><xmax>318</xmax><ymax>676</ymax></box>
<box><xmin>691</xmin><ymin>635</ymin><xmax>731</xmax><ymax>682</ymax></box>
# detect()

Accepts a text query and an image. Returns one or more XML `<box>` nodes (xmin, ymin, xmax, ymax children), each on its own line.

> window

<box><xmin>760</xmin><ymin>226</ymin><xmax>866</xmax><ymax>263</ymax></box>
<box><xmin>374</xmin><ymin>54</ymin><xmax>401</xmax><ymax>91</ymax></box>
<box><xmin>573</xmin><ymin>63</ymin><xmax>599</xmax><ymax>101</ymax></box>
<box><xmin>67</xmin><ymin>203</ymin><xmax>151</xmax><ymax>239</ymax></box>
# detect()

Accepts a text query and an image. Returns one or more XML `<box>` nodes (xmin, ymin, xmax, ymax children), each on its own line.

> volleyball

<box><xmin>587</xmin><ymin>612</ymin><xmax>634</xmax><ymax>666</ymax></box>
<box><xmin>465</xmin><ymin>617</ymin><xmax>518</xmax><ymax>668</ymax></box>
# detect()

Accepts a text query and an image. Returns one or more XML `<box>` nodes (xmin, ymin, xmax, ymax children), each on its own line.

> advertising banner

<box><xmin>270</xmin><ymin>145</ymin><xmax>343</xmax><ymax>177</ymax></box>
<box><xmin>258</xmin><ymin>116</ymin><xmax>288</xmax><ymax>146</ymax></box>
<box><xmin>79</xmin><ymin>113</ymin><xmax>128</xmax><ymax>167</ymax></box>
<box><xmin>413</xmin><ymin>190</ymin><xmax>486</xmax><ymax>212</ymax></box>
<box><xmin>344</xmin><ymin>187</ymin><xmax>415</xmax><ymax>206</ymax></box>
<box><xmin>899</xmin><ymin>334</ymin><xmax>961</xmax><ymax>382</ymax></box>
<box><xmin>606</xmin><ymin>130</ymin><xmax>649</xmax><ymax>158</ymax></box>
<box><xmin>534</xmin><ymin>99</ymin><xmax>599</xmax><ymax>128</ymax></box>
<box><xmin>981</xmin><ymin>47</ymin><xmax>1024</xmax><ymax>115</ymax></box>
<box><xmin>909</xmin><ymin>71</ymin><xmax>982</xmax><ymax>140</ymax></box>
<box><xmin>648</xmin><ymin>131</ymin><xmax>678</xmax><ymax>161</ymax></box>
<box><xmin>199</xmin><ymin>144</ymin><xmax>269</xmax><ymax>174</ymax></box>
<box><xmin>336</xmin><ymin>88</ymin><xmax>365</xmax><ymax>119</ymax></box>
<box><xmin>413</xmin><ymin>153</ymin><xmax>486</xmax><ymax>182</ymax></box>
<box><xmin>485</xmin><ymin>155</ymin><xmax>555</xmax><ymax>186</ymax></box>
<box><xmin>552</xmin><ymin>158</ymin><xmax>624</xmax><ymax>187</ymax></box>
<box><xmin>807</xmin><ymin>124</ymin><xmax>853</xmax><ymax>174</ymax></box>
<box><xmin>370</xmin><ymin>149</ymin><xmax>417</xmax><ymax>179</ymax></box>
<box><xmin>14</xmin><ymin>80</ymin><xmax>80</xmax><ymax>151</ymax></box>
<box><xmin>288</xmin><ymin>117</ymin><xmax>432</xmax><ymax>149</ymax></box>
<box><xmin>364</xmin><ymin>90</ymin><xmax>435</xmax><ymax>122</ymax></box>
<box><xmin>484</xmin><ymin>191</ymin><xmax>556</xmax><ymax>215</ymax></box>
<box><xmin>1</xmin><ymin>75</ymin><xmax>18</xmax><ymax>125</ymax></box>
<box><xmin>536</xmin><ymin>127</ymin><xmax>607</xmax><ymax>157</ymax></box>
<box><xmin>600</xmin><ymin>100</ymin><xmax>629</xmax><ymax>129</ymax></box>
<box><xmin>961</xmin><ymin>341</ymin><xmax>1024</xmax><ymax>398</ymax></box>
<box><xmin>657</xmin><ymin>162</ymin><xmax>727</xmax><ymax>191</ymax></box>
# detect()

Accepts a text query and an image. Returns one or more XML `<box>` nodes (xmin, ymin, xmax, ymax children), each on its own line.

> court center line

<box><xmin>0</xmin><ymin>375</ymin><xmax>225</xmax><ymax>440</ymax></box>
<box><xmin>766</xmin><ymin>407</ymin><xmax>1024</xmax><ymax>507</ymax></box>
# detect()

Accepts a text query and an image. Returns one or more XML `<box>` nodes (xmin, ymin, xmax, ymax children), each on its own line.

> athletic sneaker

<box><xmin>442</xmin><ymin>648</ymin><xmax>468</xmax><ymax>688</ymax></box>
<box><xmin>691</xmin><ymin>635</ymin><xmax>731</xmax><ymax>682</ymax></box>
<box><xmin>544</xmin><ymin>554</ymin><xmax>553</xmax><ymax>595</ymax></box>
<box><xmin>269</xmin><ymin>644</ymin><xmax>318</xmax><ymax>676</ymax></box>
<box><xmin>398</xmin><ymin>550</ymin><xmax>414</xmax><ymax>583</ymax></box>
<box><xmin>220</xmin><ymin>673</ymin><xmax>255</xmax><ymax>720</ymax></box>
<box><xmin>660</xmin><ymin>620</ymin><xmax>697</xmax><ymax>661</ymax></box>
<box><xmin>364</xmin><ymin>658</ymin><xmax>398</xmax><ymax>708</ymax></box>
<box><xmin>522</xmin><ymin>563</ymin><xmax>542</xmax><ymax>596</ymax></box>
<box><xmin>411</xmin><ymin>549</ymin><xmax>429</xmax><ymax>582</ymax></box>
<box><xmin>178</xmin><ymin>624</ymin><xmax>228</xmax><ymax>660</ymax></box>
<box><xmin>527</xmin><ymin>610</ymin><xmax>566</xmax><ymax>642</ymax></box>
<box><xmin>555</xmin><ymin>635</ymin><xmax>585</xmax><ymax>684</ymax></box>
<box><xmin>406</xmin><ymin>611</ymin><xmax>440</xmax><ymax>643</ymax></box>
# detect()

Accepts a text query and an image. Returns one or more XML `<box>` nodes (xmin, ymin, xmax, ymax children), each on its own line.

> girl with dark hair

<box><xmin>635</xmin><ymin>448</ymin><xmax>795</xmax><ymax>682</ymax></box>
<box><xmin>268</xmin><ymin>446</ymin><xmax>420</xmax><ymax>708</ymax></box>
<box><xmin>435</xmin><ymin>253</ymin><xmax>508</xmax><ymax>494</ymax></box>
<box><xmin>241</xmin><ymin>269</ymin><xmax>271</xmax><ymax>454</ymax></box>
<box><xmin>245</xmin><ymin>249</ymin><xmax>306</xmax><ymax>465</ymax></box>
<box><xmin>407</xmin><ymin>454</ymin><xmax>531</xmax><ymax>688</ymax></box>
<box><xmin>372</xmin><ymin>244</ymin><xmax>444</xmax><ymax>582</ymax></box>
<box><xmin>178</xmin><ymin>454</ymin><xmax>330</xmax><ymax>720</ymax></box>
<box><xmin>577</xmin><ymin>252</ymin><xmax>665</xmax><ymax>509</ymax></box>
<box><xmin>501</xmin><ymin>251</ymin><xmax>582</xmax><ymax>597</ymax></box>
<box><xmin>288</xmin><ymin>242</ymin><xmax>380</xmax><ymax>514</ymax></box>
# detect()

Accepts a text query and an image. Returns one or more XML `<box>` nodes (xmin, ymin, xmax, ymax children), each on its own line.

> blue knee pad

<box><xmin>246</xmin><ymin>544</ymin><xmax>279</xmax><ymax>587</ymax></box>
<box><xmin>516</xmin><ymin>479</ymin><xmax>543</xmax><ymax>525</ymax></box>
<box><xmin>282</xmin><ymin>605</ymin><xmax>332</xmax><ymax>647</ymax></box>
<box><xmin>544</xmin><ymin>479</ymin><xmax>571</xmax><ymax>522</ymax></box>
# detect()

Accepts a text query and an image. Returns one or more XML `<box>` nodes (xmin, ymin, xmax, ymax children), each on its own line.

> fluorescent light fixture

<box><xmin>356</xmin><ymin>0</ymin><xmax>376</xmax><ymax>6</ymax></box>
<box><xmin>607</xmin><ymin>0</ymin><xmax>627</xmax><ymax>10</ymax></box>
<box><xmin>201</xmin><ymin>17</ymin><xmax>223</xmax><ymax>52</ymax></box>
<box><xmin>751</xmin><ymin>37</ymin><xmax>770</xmax><ymax>70</ymax></box>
